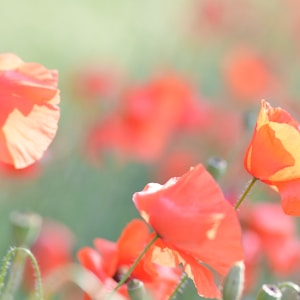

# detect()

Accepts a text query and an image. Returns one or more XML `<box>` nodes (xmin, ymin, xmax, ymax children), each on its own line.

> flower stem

<box><xmin>0</xmin><ymin>247</ymin><xmax>43</xmax><ymax>300</ymax></box>
<box><xmin>234</xmin><ymin>177</ymin><xmax>257</xmax><ymax>210</ymax></box>
<box><xmin>108</xmin><ymin>233</ymin><xmax>160</xmax><ymax>299</ymax></box>
<box><xmin>169</xmin><ymin>273</ymin><xmax>188</xmax><ymax>300</ymax></box>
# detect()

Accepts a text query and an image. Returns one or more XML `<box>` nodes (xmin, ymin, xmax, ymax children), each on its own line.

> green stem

<box><xmin>108</xmin><ymin>233</ymin><xmax>160</xmax><ymax>299</ymax></box>
<box><xmin>169</xmin><ymin>273</ymin><xmax>188</xmax><ymax>300</ymax></box>
<box><xmin>234</xmin><ymin>177</ymin><xmax>257</xmax><ymax>210</ymax></box>
<box><xmin>0</xmin><ymin>247</ymin><xmax>43</xmax><ymax>300</ymax></box>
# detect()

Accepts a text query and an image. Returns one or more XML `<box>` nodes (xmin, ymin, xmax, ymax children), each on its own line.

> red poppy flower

<box><xmin>240</xmin><ymin>203</ymin><xmax>300</xmax><ymax>295</ymax></box>
<box><xmin>244</xmin><ymin>100</ymin><xmax>300</xmax><ymax>215</ymax></box>
<box><xmin>133</xmin><ymin>164</ymin><xmax>244</xmax><ymax>299</ymax></box>
<box><xmin>87</xmin><ymin>73</ymin><xmax>210</xmax><ymax>164</ymax></box>
<box><xmin>247</xmin><ymin>203</ymin><xmax>300</xmax><ymax>275</ymax></box>
<box><xmin>77</xmin><ymin>219</ymin><xmax>182</xmax><ymax>300</ymax></box>
<box><xmin>0</xmin><ymin>53</ymin><xmax>60</xmax><ymax>169</ymax></box>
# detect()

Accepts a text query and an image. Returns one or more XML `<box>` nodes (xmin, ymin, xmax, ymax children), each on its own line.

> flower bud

<box><xmin>127</xmin><ymin>279</ymin><xmax>151</xmax><ymax>300</ymax></box>
<box><xmin>256</xmin><ymin>284</ymin><xmax>282</xmax><ymax>300</ymax></box>
<box><xmin>10</xmin><ymin>211</ymin><xmax>42</xmax><ymax>247</ymax></box>
<box><xmin>222</xmin><ymin>261</ymin><xmax>244</xmax><ymax>300</ymax></box>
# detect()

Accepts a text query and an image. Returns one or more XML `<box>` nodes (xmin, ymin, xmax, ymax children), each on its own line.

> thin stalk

<box><xmin>234</xmin><ymin>177</ymin><xmax>257</xmax><ymax>210</ymax></box>
<box><xmin>0</xmin><ymin>247</ymin><xmax>43</xmax><ymax>300</ymax></box>
<box><xmin>108</xmin><ymin>233</ymin><xmax>160</xmax><ymax>299</ymax></box>
<box><xmin>169</xmin><ymin>273</ymin><xmax>188</xmax><ymax>300</ymax></box>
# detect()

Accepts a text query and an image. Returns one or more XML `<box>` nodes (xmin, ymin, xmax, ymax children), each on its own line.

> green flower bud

<box><xmin>127</xmin><ymin>279</ymin><xmax>152</xmax><ymax>300</ymax></box>
<box><xmin>256</xmin><ymin>284</ymin><xmax>282</xmax><ymax>300</ymax></box>
<box><xmin>10</xmin><ymin>211</ymin><xmax>42</xmax><ymax>247</ymax></box>
<box><xmin>222</xmin><ymin>261</ymin><xmax>244</xmax><ymax>300</ymax></box>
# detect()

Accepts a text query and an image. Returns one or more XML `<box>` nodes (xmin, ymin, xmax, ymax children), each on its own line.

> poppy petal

<box><xmin>1</xmin><ymin>99</ymin><xmax>60</xmax><ymax>168</ymax></box>
<box><xmin>276</xmin><ymin>179</ymin><xmax>300</xmax><ymax>215</ymax></box>
<box><xmin>94</xmin><ymin>238</ymin><xmax>118</xmax><ymax>278</ymax></box>
<box><xmin>0</xmin><ymin>53</ymin><xmax>60</xmax><ymax>169</ymax></box>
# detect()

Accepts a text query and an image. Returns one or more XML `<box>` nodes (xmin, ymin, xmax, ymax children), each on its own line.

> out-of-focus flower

<box><xmin>24</xmin><ymin>220</ymin><xmax>75</xmax><ymax>291</ymax></box>
<box><xmin>153</xmin><ymin>148</ymin><xmax>199</xmax><ymax>183</ymax></box>
<box><xmin>72</xmin><ymin>63</ymin><xmax>121</xmax><ymax>101</ymax></box>
<box><xmin>87</xmin><ymin>73</ymin><xmax>210</xmax><ymax>164</ymax></box>
<box><xmin>240</xmin><ymin>203</ymin><xmax>300</xmax><ymax>293</ymax></box>
<box><xmin>77</xmin><ymin>219</ymin><xmax>182</xmax><ymax>300</ymax></box>
<box><xmin>247</xmin><ymin>203</ymin><xmax>300</xmax><ymax>275</ymax></box>
<box><xmin>244</xmin><ymin>100</ymin><xmax>300</xmax><ymax>215</ymax></box>
<box><xmin>194</xmin><ymin>0</ymin><xmax>225</xmax><ymax>30</ymax></box>
<box><xmin>241</xmin><ymin>229</ymin><xmax>261</xmax><ymax>293</ymax></box>
<box><xmin>133</xmin><ymin>164</ymin><xmax>244</xmax><ymax>299</ymax></box>
<box><xmin>223</xmin><ymin>47</ymin><xmax>274</xmax><ymax>102</ymax></box>
<box><xmin>0</xmin><ymin>53</ymin><xmax>60</xmax><ymax>169</ymax></box>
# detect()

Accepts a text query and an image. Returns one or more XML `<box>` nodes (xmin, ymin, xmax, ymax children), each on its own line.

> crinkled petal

<box><xmin>146</xmin><ymin>239</ymin><xmax>219</xmax><ymax>298</ymax></box>
<box><xmin>1</xmin><ymin>98</ymin><xmax>60</xmax><ymax>168</ymax></box>
<box><xmin>0</xmin><ymin>54</ymin><xmax>60</xmax><ymax>169</ymax></box>
<box><xmin>133</xmin><ymin>164</ymin><xmax>243</xmax><ymax>275</ymax></box>
<box><xmin>180</xmin><ymin>253</ymin><xmax>220</xmax><ymax>299</ymax></box>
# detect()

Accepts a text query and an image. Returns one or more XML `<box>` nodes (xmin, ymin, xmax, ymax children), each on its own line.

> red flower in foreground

<box><xmin>0</xmin><ymin>53</ymin><xmax>60</xmax><ymax>169</ymax></box>
<box><xmin>133</xmin><ymin>164</ymin><xmax>244</xmax><ymax>299</ymax></box>
<box><xmin>77</xmin><ymin>219</ymin><xmax>182</xmax><ymax>300</ymax></box>
<box><xmin>244</xmin><ymin>100</ymin><xmax>300</xmax><ymax>215</ymax></box>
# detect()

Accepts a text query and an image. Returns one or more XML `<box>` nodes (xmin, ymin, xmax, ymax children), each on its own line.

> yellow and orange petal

<box><xmin>245</xmin><ymin>100</ymin><xmax>300</xmax><ymax>181</ymax></box>
<box><xmin>0</xmin><ymin>53</ymin><xmax>60</xmax><ymax>169</ymax></box>
<box><xmin>244</xmin><ymin>100</ymin><xmax>300</xmax><ymax>215</ymax></box>
<box><xmin>133</xmin><ymin>164</ymin><xmax>244</xmax><ymax>298</ymax></box>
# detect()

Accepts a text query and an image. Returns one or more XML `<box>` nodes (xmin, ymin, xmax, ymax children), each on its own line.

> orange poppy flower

<box><xmin>77</xmin><ymin>219</ymin><xmax>182</xmax><ymax>300</ymax></box>
<box><xmin>0</xmin><ymin>53</ymin><xmax>60</xmax><ymax>169</ymax></box>
<box><xmin>244</xmin><ymin>100</ymin><xmax>300</xmax><ymax>215</ymax></box>
<box><xmin>133</xmin><ymin>164</ymin><xmax>244</xmax><ymax>299</ymax></box>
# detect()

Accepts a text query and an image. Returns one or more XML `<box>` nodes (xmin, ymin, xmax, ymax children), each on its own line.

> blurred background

<box><xmin>1</xmin><ymin>0</ymin><xmax>300</xmax><ymax>299</ymax></box>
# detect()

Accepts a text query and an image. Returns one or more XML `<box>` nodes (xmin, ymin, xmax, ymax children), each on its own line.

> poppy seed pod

<box><xmin>256</xmin><ymin>284</ymin><xmax>282</xmax><ymax>300</ymax></box>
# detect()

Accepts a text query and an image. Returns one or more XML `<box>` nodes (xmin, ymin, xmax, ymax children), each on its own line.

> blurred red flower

<box><xmin>77</xmin><ymin>219</ymin><xmax>182</xmax><ymax>300</ymax></box>
<box><xmin>153</xmin><ymin>148</ymin><xmax>199</xmax><ymax>183</ymax></box>
<box><xmin>24</xmin><ymin>220</ymin><xmax>75</xmax><ymax>291</ymax></box>
<box><xmin>133</xmin><ymin>164</ymin><xmax>244</xmax><ymax>299</ymax></box>
<box><xmin>87</xmin><ymin>73</ymin><xmax>210</xmax><ymax>164</ymax></box>
<box><xmin>0</xmin><ymin>53</ymin><xmax>60</xmax><ymax>169</ymax></box>
<box><xmin>223</xmin><ymin>47</ymin><xmax>273</xmax><ymax>101</ymax></box>
<box><xmin>244</xmin><ymin>100</ymin><xmax>300</xmax><ymax>215</ymax></box>
<box><xmin>72</xmin><ymin>63</ymin><xmax>121</xmax><ymax>101</ymax></box>
<box><xmin>241</xmin><ymin>203</ymin><xmax>300</xmax><ymax>292</ymax></box>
